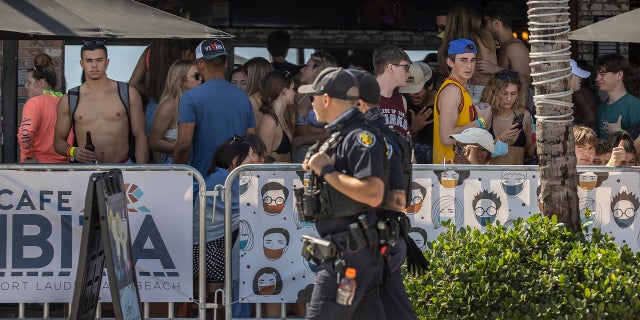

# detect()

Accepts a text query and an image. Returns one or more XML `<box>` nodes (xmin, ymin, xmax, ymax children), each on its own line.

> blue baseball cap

<box><xmin>448</xmin><ymin>38</ymin><xmax>477</xmax><ymax>55</ymax></box>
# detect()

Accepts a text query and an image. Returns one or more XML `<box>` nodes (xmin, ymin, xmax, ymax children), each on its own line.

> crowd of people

<box><xmin>14</xmin><ymin>0</ymin><xmax>640</xmax><ymax>318</ymax></box>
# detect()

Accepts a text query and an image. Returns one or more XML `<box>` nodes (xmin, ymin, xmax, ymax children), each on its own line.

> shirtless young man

<box><xmin>54</xmin><ymin>40</ymin><xmax>148</xmax><ymax>164</ymax></box>
<box><xmin>478</xmin><ymin>1</ymin><xmax>531</xmax><ymax>90</ymax></box>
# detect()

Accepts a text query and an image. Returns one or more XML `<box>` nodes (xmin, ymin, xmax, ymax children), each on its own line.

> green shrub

<box><xmin>404</xmin><ymin>213</ymin><xmax>640</xmax><ymax>319</ymax></box>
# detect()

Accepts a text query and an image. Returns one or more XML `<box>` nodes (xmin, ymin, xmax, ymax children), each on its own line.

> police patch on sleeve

<box><xmin>357</xmin><ymin>130</ymin><xmax>376</xmax><ymax>147</ymax></box>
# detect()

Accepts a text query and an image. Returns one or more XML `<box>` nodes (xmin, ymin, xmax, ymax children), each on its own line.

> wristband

<box><xmin>320</xmin><ymin>165</ymin><xmax>336</xmax><ymax>178</ymax></box>
<box><xmin>476</xmin><ymin>117</ymin><xmax>486</xmax><ymax>129</ymax></box>
<box><xmin>69</xmin><ymin>147</ymin><xmax>77</xmax><ymax>159</ymax></box>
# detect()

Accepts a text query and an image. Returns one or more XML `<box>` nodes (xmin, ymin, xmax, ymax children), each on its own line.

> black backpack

<box><xmin>68</xmin><ymin>81</ymin><xmax>136</xmax><ymax>162</ymax></box>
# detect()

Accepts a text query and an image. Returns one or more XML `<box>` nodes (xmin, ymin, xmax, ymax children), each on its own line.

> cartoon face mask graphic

<box><xmin>613</xmin><ymin>201</ymin><xmax>637</xmax><ymax>228</ymax></box>
<box><xmin>474</xmin><ymin>198</ymin><xmax>498</xmax><ymax>226</ymax></box>
<box><xmin>239</xmin><ymin>172</ymin><xmax>252</xmax><ymax>196</ymax></box>
<box><xmin>440</xmin><ymin>170</ymin><xmax>459</xmax><ymax>188</ymax></box>
<box><xmin>500</xmin><ymin>172</ymin><xmax>526</xmax><ymax>197</ymax></box>
<box><xmin>578</xmin><ymin>172</ymin><xmax>598</xmax><ymax>191</ymax></box>
<box><xmin>238</xmin><ymin>220</ymin><xmax>254</xmax><ymax>251</ymax></box>
<box><xmin>263</xmin><ymin>228</ymin><xmax>289</xmax><ymax>260</ymax></box>
<box><xmin>257</xmin><ymin>272</ymin><xmax>277</xmax><ymax>295</ymax></box>
<box><xmin>262</xmin><ymin>189</ymin><xmax>286</xmax><ymax>214</ymax></box>
<box><xmin>407</xmin><ymin>227</ymin><xmax>428</xmax><ymax>251</ymax></box>
<box><xmin>404</xmin><ymin>182</ymin><xmax>427</xmax><ymax>214</ymax></box>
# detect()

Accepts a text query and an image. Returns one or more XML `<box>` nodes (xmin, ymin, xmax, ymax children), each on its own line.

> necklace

<box><xmin>496</xmin><ymin>113</ymin><xmax>512</xmax><ymax>121</ymax></box>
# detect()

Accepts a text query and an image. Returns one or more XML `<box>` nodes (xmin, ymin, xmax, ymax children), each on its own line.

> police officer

<box><xmin>298</xmin><ymin>67</ymin><xmax>387</xmax><ymax>319</ymax></box>
<box><xmin>349</xmin><ymin>69</ymin><xmax>421</xmax><ymax>320</ymax></box>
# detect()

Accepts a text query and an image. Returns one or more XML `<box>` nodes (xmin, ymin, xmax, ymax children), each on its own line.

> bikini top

<box><xmin>271</xmin><ymin>114</ymin><xmax>292</xmax><ymax>154</ymax></box>
<box><xmin>489</xmin><ymin>111</ymin><xmax>526</xmax><ymax>148</ymax></box>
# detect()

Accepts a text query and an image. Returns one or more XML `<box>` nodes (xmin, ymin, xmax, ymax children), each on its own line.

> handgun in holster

<box><xmin>301</xmin><ymin>234</ymin><xmax>337</xmax><ymax>264</ymax></box>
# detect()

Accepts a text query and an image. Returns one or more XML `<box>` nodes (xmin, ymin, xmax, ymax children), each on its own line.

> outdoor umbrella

<box><xmin>569</xmin><ymin>8</ymin><xmax>640</xmax><ymax>43</ymax></box>
<box><xmin>0</xmin><ymin>0</ymin><xmax>232</xmax><ymax>39</ymax></box>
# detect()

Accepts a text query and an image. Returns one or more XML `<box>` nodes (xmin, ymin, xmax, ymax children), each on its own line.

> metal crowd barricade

<box><xmin>0</xmin><ymin>164</ymin><xmax>211</xmax><ymax>320</ymax></box>
<box><xmin>222</xmin><ymin>163</ymin><xmax>640</xmax><ymax>320</ymax></box>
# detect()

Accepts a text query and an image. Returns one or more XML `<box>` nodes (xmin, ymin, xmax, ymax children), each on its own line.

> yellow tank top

<box><xmin>432</xmin><ymin>77</ymin><xmax>476</xmax><ymax>164</ymax></box>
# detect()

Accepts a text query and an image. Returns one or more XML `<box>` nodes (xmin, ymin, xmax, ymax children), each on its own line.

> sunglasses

<box><xmin>391</xmin><ymin>63</ymin><xmax>411</xmax><ymax>72</ymax></box>
<box><xmin>82</xmin><ymin>40</ymin><xmax>106</xmax><ymax>46</ymax></box>
<box><xmin>437</xmin><ymin>24</ymin><xmax>446</xmax><ymax>32</ymax></box>
<box><xmin>496</xmin><ymin>70</ymin><xmax>519</xmax><ymax>80</ymax></box>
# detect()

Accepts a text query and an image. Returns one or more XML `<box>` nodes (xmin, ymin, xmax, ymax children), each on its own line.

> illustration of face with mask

<box><xmin>472</xmin><ymin>190</ymin><xmax>502</xmax><ymax>226</ymax></box>
<box><xmin>431</xmin><ymin>196</ymin><xmax>463</xmax><ymax>228</ymax></box>
<box><xmin>263</xmin><ymin>228</ymin><xmax>289</xmax><ymax>260</ymax></box>
<box><xmin>500</xmin><ymin>172</ymin><xmax>526</xmax><ymax>197</ymax></box>
<box><xmin>611</xmin><ymin>191</ymin><xmax>640</xmax><ymax>228</ymax></box>
<box><xmin>407</xmin><ymin>227</ymin><xmax>428</xmax><ymax>251</ymax></box>
<box><xmin>404</xmin><ymin>182</ymin><xmax>427</xmax><ymax>214</ymax></box>
<box><xmin>239</xmin><ymin>172</ymin><xmax>253</xmax><ymax>196</ymax></box>
<box><xmin>261</xmin><ymin>181</ymin><xmax>289</xmax><ymax>215</ymax></box>
<box><xmin>253</xmin><ymin>267</ymin><xmax>282</xmax><ymax>296</ymax></box>
<box><xmin>579</xmin><ymin>197</ymin><xmax>601</xmax><ymax>228</ymax></box>
<box><xmin>578</xmin><ymin>172</ymin><xmax>598</xmax><ymax>191</ymax></box>
<box><xmin>238</xmin><ymin>220</ymin><xmax>254</xmax><ymax>252</ymax></box>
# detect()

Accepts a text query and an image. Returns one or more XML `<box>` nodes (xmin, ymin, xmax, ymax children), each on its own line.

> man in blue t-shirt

<box><xmin>173</xmin><ymin>39</ymin><xmax>256</xmax><ymax>175</ymax></box>
<box><xmin>594</xmin><ymin>54</ymin><xmax>640</xmax><ymax>139</ymax></box>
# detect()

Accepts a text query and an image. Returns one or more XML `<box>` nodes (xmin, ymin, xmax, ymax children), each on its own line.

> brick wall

<box><xmin>0</xmin><ymin>40</ymin><xmax>65</xmax><ymax>162</ymax></box>
<box><xmin>575</xmin><ymin>0</ymin><xmax>629</xmax><ymax>63</ymax></box>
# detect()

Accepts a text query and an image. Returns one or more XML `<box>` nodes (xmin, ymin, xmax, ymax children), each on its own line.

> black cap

<box><xmin>298</xmin><ymin>67</ymin><xmax>359</xmax><ymax>101</ymax></box>
<box><xmin>347</xmin><ymin>69</ymin><xmax>380</xmax><ymax>105</ymax></box>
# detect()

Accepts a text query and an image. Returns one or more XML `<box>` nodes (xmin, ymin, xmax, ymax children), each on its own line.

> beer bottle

<box><xmin>85</xmin><ymin>131</ymin><xmax>95</xmax><ymax>152</ymax></box>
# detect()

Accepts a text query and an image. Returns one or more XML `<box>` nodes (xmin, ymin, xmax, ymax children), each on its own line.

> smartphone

<box><xmin>513</xmin><ymin>115</ymin><xmax>524</xmax><ymax>130</ymax></box>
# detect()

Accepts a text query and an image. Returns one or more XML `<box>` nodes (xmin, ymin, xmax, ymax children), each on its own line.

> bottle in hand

<box><xmin>85</xmin><ymin>131</ymin><xmax>95</xmax><ymax>152</ymax></box>
<box><xmin>336</xmin><ymin>267</ymin><xmax>357</xmax><ymax>305</ymax></box>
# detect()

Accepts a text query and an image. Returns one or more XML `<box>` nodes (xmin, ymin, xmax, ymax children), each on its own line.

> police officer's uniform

<box><xmin>296</xmin><ymin>68</ymin><xmax>387</xmax><ymax>320</ymax></box>
<box><xmin>364</xmin><ymin>107</ymin><xmax>418</xmax><ymax>320</ymax></box>
<box><xmin>350</xmin><ymin>69</ymin><xmax>420</xmax><ymax>320</ymax></box>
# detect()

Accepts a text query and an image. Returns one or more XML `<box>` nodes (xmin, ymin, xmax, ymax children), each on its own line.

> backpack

<box><xmin>68</xmin><ymin>81</ymin><xmax>136</xmax><ymax>162</ymax></box>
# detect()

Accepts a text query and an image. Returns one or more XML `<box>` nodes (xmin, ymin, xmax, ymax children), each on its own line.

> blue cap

<box><xmin>447</xmin><ymin>38</ymin><xmax>477</xmax><ymax>55</ymax></box>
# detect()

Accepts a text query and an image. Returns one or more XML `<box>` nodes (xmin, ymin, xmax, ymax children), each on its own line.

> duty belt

<box><xmin>301</xmin><ymin>216</ymin><xmax>379</xmax><ymax>263</ymax></box>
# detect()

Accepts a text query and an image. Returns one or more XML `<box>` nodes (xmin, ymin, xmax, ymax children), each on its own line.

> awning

<box><xmin>569</xmin><ymin>8</ymin><xmax>640</xmax><ymax>43</ymax></box>
<box><xmin>0</xmin><ymin>0</ymin><xmax>232</xmax><ymax>40</ymax></box>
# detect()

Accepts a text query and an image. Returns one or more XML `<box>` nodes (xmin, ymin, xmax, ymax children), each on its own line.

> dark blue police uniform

<box><xmin>364</xmin><ymin>107</ymin><xmax>418</xmax><ymax>320</ymax></box>
<box><xmin>306</xmin><ymin>109</ymin><xmax>387</xmax><ymax>320</ymax></box>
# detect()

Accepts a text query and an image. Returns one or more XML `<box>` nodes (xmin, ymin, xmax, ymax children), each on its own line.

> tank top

<box><xmin>433</xmin><ymin>77</ymin><xmax>476</xmax><ymax>164</ymax></box>
<box><xmin>379</xmin><ymin>90</ymin><xmax>409</xmax><ymax>137</ymax></box>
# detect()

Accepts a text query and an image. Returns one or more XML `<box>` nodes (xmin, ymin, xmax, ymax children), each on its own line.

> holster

<box><xmin>294</xmin><ymin>180</ymin><xmax>331</xmax><ymax>223</ymax></box>
<box><xmin>301</xmin><ymin>234</ymin><xmax>337</xmax><ymax>264</ymax></box>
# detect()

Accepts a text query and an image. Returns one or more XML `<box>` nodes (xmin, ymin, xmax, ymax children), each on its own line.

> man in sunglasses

<box><xmin>54</xmin><ymin>40</ymin><xmax>149</xmax><ymax>164</ymax></box>
<box><xmin>433</xmin><ymin>38</ymin><xmax>493</xmax><ymax>164</ymax></box>
<box><xmin>372</xmin><ymin>45</ymin><xmax>412</xmax><ymax>138</ymax></box>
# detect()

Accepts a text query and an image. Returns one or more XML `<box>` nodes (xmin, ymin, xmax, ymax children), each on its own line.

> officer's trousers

<box><xmin>306</xmin><ymin>245</ymin><xmax>386</xmax><ymax>320</ymax></box>
<box><xmin>380</xmin><ymin>238</ymin><xmax>417</xmax><ymax>320</ymax></box>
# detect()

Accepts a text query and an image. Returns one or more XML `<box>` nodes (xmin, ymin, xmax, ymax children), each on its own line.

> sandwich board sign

<box><xmin>70</xmin><ymin>169</ymin><xmax>142</xmax><ymax>320</ymax></box>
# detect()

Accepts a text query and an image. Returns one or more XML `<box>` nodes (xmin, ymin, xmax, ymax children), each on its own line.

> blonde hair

<box><xmin>244</xmin><ymin>57</ymin><xmax>273</xmax><ymax>97</ymax></box>
<box><xmin>480</xmin><ymin>71</ymin><xmax>526</xmax><ymax>114</ymax></box>
<box><xmin>572</xmin><ymin>124</ymin><xmax>598</xmax><ymax>147</ymax></box>
<box><xmin>157</xmin><ymin>59</ymin><xmax>196</xmax><ymax>111</ymax></box>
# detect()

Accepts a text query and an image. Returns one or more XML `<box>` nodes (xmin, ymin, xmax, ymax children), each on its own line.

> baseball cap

<box><xmin>449</xmin><ymin>127</ymin><xmax>495</xmax><ymax>152</ymax></box>
<box><xmin>298</xmin><ymin>67</ymin><xmax>359</xmax><ymax>101</ymax></box>
<box><xmin>347</xmin><ymin>69</ymin><xmax>380</xmax><ymax>105</ymax></box>
<box><xmin>448</xmin><ymin>38</ymin><xmax>477</xmax><ymax>55</ymax></box>
<box><xmin>570</xmin><ymin>59</ymin><xmax>590</xmax><ymax>79</ymax></box>
<box><xmin>195</xmin><ymin>39</ymin><xmax>228</xmax><ymax>60</ymax></box>
<box><xmin>399</xmin><ymin>62</ymin><xmax>433</xmax><ymax>94</ymax></box>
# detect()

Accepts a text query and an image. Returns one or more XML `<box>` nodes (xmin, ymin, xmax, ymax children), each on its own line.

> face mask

<box><xmin>492</xmin><ymin>140</ymin><xmax>509</xmax><ymax>157</ymax></box>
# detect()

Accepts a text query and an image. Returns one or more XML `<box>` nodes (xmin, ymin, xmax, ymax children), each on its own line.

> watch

<box><xmin>320</xmin><ymin>164</ymin><xmax>336</xmax><ymax>178</ymax></box>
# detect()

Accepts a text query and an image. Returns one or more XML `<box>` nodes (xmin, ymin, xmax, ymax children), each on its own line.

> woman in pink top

<box><xmin>18</xmin><ymin>54</ymin><xmax>72</xmax><ymax>163</ymax></box>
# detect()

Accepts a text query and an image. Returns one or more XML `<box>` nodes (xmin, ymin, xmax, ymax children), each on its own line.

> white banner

<box><xmin>0</xmin><ymin>170</ymin><xmax>193</xmax><ymax>303</ymax></box>
<box><xmin>238</xmin><ymin>167</ymin><xmax>640</xmax><ymax>303</ymax></box>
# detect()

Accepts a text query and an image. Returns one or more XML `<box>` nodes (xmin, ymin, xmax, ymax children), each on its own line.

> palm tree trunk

<box><xmin>528</xmin><ymin>0</ymin><xmax>581</xmax><ymax>232</ymax></box>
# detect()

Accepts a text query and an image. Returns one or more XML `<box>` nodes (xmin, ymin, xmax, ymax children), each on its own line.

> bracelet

<box><xmin>68</xmin><ymin>146</ymin><xmax>77</xmax><ymax>159</ymax></box>
<box><xmin>476</xmin><ymin>117</ymin><xmax>486</xmax><ymax>129</ymax></box>
<box><xmin>66</xmin><ymin>146</ymin><xmax>72</xmax><ymax>158</ymax></box>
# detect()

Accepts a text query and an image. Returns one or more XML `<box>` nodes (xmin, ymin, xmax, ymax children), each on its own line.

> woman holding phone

<box><xmin>481</xmin><ymin>70</ymin><xmax>534</xmax><ymax>165</ymax></box>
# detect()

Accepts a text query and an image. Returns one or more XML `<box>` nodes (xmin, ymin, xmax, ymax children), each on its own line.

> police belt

<box><xmin>376</xmin><ymin>210</ymin><xmax>410</xmax><ymax>246</ymax></box>
<box><xmin>301</xmin><ymin>223</ymin><xmax>377</xmax><ymax>262</ymax></box>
